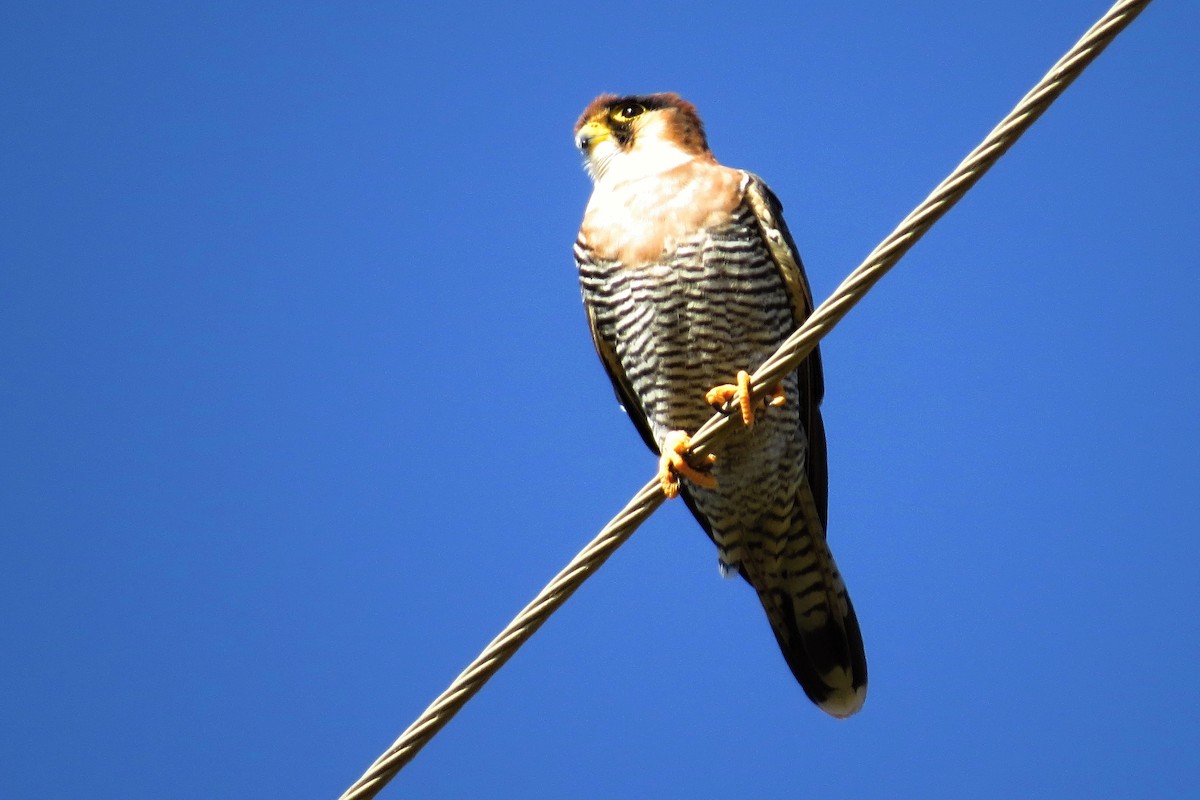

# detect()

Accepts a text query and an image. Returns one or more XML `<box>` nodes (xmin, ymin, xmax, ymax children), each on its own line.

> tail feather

<box><xmin>755</xmin><ymin>568</ymin><xmax>867</xmax><ymax>717</ymax></box>
<box><xmin>742</xmin><ymin>481</ymin><xmax>867</xmax><ymax>718</ymax></box>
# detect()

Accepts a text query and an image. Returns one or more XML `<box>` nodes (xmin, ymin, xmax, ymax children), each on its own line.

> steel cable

<box><xmin>339</xmin><ymin>2</ymin><xmax>1152</xmax><ymax>796</ymax></box>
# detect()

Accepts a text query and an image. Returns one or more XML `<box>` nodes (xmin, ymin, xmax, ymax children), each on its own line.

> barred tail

<box><xmin>745</xmin><ymin>485</ymin><xmax>867</xmax><ymax>718</ymax></box>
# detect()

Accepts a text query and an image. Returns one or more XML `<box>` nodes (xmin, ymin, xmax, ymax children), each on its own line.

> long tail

<box><xmin>742</xmin><ymin>481</ymin><xmax>867</xmax><ymax>718</ymax></box>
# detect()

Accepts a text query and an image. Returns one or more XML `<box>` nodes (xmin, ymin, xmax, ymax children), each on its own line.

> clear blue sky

<box><xmin>3</xmin><ymin>2</ymin><xmax>1197</xmax><ymax>797</ymax></box>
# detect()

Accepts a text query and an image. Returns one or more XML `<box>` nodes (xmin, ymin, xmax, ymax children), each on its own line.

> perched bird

<box><xmin>573</xmin><ymin>93</ymin><xmax>867</xmax><ymax>717</ymax></box>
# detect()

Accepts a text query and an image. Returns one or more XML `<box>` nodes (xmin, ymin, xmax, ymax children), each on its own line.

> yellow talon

<box><xmin>658</xmin><ymin>430</ymin><xmax>718</xmax><ymax>498</ymax></box>
<box><xmin>705</xmin><ymin>370</ymin><xmax>754</xmax><ymax>426</ymax></box>
<box><xmin>767</xmin><ymin>382</ymin><xmax>786</xmax><ymax>408</ymax></box>
<box><xmin>705</xmin><ymin>370</ymin><xmax>785</xmax><ymax>427</ymax></box>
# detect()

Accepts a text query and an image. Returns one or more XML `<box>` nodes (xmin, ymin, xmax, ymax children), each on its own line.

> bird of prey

<box><xmin>573</xmin><ymin>93</ymin><xmax>867</xmax><ymax>717</ymax></box>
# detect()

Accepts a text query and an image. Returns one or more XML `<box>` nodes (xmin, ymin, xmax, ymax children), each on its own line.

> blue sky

<box><xmin>3</xmin><ymin>2</ymin><xmax>1197</xmax><ymax>797</ymax></box>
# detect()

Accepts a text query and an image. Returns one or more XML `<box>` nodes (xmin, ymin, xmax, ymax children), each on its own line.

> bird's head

<box><xmin>575</xmin><ymin>93</ymin><xmax>712</xmax><ymax>186</ymax></box>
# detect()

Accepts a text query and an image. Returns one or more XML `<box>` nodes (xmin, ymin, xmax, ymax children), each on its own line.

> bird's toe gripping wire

<box><xmin>704</xmin><ymin>370</ymin><xmax>786</xmax><ymax>427</ymax></box>
<box><xmin>658</xmin><ymin>430</ymin><xmax>718</xmax><ymax>499</ymax></box>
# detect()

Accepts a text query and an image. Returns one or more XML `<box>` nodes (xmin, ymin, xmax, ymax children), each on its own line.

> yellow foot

<box><xmin>705</xmin><ymin>371</ymin><xmax>786</xmax><ymax>427</ymax></box>
<box><xmin>657</xmin><ymin>430</ymin><xmax>718</xmax><ymax>499</ymax></box>
<box><xmin>766</xmin><ymin>382</ymin><xmax>786</xmax><ymax>409</ymax></box>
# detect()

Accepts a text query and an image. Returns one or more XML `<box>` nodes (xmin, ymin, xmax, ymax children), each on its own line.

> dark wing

<box><xmin>583</xmin><ymin>297</ymin><xmax>660</xmax><ymax>455</ymax></box>
<box><xmin>743</xmin><ymin>174</ymin><xmax>829</xmax><ymax>530</ymax></box>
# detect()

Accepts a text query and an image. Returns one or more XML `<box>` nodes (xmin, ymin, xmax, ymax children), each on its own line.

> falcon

<box><xmin>573</xmin><ymin>93</ymin><xmax>867</xmax><ymax>717</ymax></box>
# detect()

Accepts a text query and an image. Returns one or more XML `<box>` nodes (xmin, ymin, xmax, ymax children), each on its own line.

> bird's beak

<box><xmin>575</xmin><ymin>120</ymin><xmax>611</xmax><ymax>153</ymax></box>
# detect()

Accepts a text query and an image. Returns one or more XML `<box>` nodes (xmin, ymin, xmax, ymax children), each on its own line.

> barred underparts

<box><xmin>578</xmin><ymin>183</ymin><xmax>867</xmax><ymax>717</ymax></box>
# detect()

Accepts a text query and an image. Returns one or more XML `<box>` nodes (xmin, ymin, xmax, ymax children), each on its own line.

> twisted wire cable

<box><xmin>340</xmin><ymin>2</ymin><xmax>1151</xmax><ymax>796</ymax></box>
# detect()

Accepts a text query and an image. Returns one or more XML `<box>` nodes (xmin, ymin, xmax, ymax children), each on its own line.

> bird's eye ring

<box><xmin>612</xmin><ymin>103</ymin><xmax>645</xmax><ymax>123</ymax></box>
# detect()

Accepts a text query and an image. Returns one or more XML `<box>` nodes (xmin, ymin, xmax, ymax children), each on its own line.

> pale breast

<box><xmin>579</xmin><ymin>160</ymin><xmax>745</xmax><ymax>269</ymax></box>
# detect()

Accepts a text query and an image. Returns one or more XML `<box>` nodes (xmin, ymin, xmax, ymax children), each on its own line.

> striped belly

<box><xmin>579</xmin><ymin>210</ymin><xmax>808</xmax><ymax>559</ymax></box>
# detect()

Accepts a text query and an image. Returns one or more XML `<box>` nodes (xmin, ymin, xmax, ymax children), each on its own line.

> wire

<box><xmin>338</xmin><ymin>2</ymin><xmax>1152</xmax><ymax>797</ymax></box>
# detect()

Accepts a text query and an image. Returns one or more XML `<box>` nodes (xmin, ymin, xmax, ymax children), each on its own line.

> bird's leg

<box><xmin>658</xmin><ymin>430</ymin><xmax>718</xmax><ymax>498</ymax></box>
<box><xmin>705</xmin><ymin>370</ymin><xmax>786</xmax><ymax>427</ymax></box>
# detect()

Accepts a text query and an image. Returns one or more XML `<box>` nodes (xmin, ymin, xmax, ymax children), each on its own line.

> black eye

<box><xmin>612</xmin><ymin>103</ymin><xmax>645</xmax><ymax>123</ymax></box>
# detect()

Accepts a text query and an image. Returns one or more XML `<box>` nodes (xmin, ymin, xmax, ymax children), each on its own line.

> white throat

<box><xmin>585</xmin><ymin>116</ymin><xmax>698</xmax><ymax>187</ymax></box>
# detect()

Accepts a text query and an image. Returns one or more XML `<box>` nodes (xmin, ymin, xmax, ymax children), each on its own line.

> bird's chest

<box><xmin>581</xmin><ymin>221</ymin><xmax>797</xmax><ymax>436</ymax></box>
